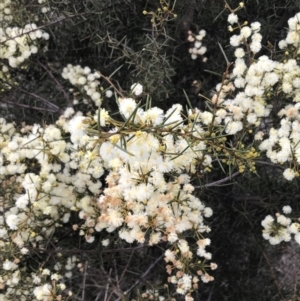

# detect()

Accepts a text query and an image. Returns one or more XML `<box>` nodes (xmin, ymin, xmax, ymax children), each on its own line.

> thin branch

<box><xmin>96</xmin><ymin>70</ymin><xmax>125</xmax><ymax>98</ymax></box>
<box><xmin>1</xmin><ymin>99</ymin><xmax>60</xmax><ymax>113</ymax></box>
<box><xmin>104</xmin><ymin>268</ymin><xmax>112</xmax><ymax>301</ymax></box>
<box><xmin>115</xmin><ymin>253</ymin><xmax>165</xmax><ymax>301</ymax></box>
<box><xmin>27</xmin><ymin>244</ymin><xmax>147</xmax><ymax>254</ymax></box>
<box><xmin>5</xmin><ymin>84</ymin><xmax>64</xmax><ymax>114</ymax></box>
<box><xmin>195</xmin><ymin>171</ymin><xmax>240</xmax><ymax>189</ymax></box>
<box><xmin>119</xmin><ymin>249</ymin><xmax>135</xmax><ymax>286</ymax></box>
<box><xmin>36</xmin><ymin>59</ymin><xmax>72</xmax><ymax>106</ymax></box>
<box><xmin>256</xmin><ymin>160</ymin><xmax>285</xmax><ymax>170</ymax></box>
<box><xmin>81</xmin><ymin>261</ymin><xmax>88</xmax><ymax>301</ymax></box>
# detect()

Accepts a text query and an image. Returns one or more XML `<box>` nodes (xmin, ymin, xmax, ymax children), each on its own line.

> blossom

<box><xmin>251</xmin><ymin>22</ymin><xmax>261</xmax><ymax>31</ymax></box>
<box><xmin>3</xmin><ymin>260</ymin><xmax>18</xmax><ymax>271</ymax></box>
<box><xmin>230</xmin><ymin>35</ymin><xmax>241</xmax><ymax>47</ymax></box>
<box><xmin>283</xmin><ymin>168</ymin><xmax>295</xmax><ymax>181</ymax></box>
<box><xmin>250</xmin><ymin>41</ymin><xmax>262</xmax><ymax>53</ymax></box>
<box><xmin>105</xmin><ymin>90</ymin><xmax>113</xmax><ymax>98</ymax></box>
<box><xmin>203</xmin><ymin>207</ymin><xmax>213</xmax><ymax>218</ymax></box>
<box><xmin>234</xmin><ymin>48</ymin><xmax>245</xmax><ymax>58</ymax></box>
<box><xmin>201</xmin><ymin>111</ymin><xmax>213</xmax><ymax>125</ymax></box>
<box><xmin>118</xmin><ymin>98</ymin><xmax>137</xmax><ymax>119</ymax></box>
<box><xmin>144</xmin><ymin>107</ymin><xmax>164</xmax><ymax>125</ymax></box>
<box><xmin>282</xmin><ymin>205</ymin><xmax>292</xmax><ymax>214</ymax></box>
<box><xmin>6</xmin><ymin>214</ymin><xmax>20</xmax><ymax>230</ymax></box>
<box><xmin>228</xmin><ymin>13</ymin><xmax>238</xmax><ymax>25</ymax></box>
<box><xmin>33</xmin><ymin>284</ymin><xmax>52</xmax><ymax>301</ymax></box>
<box><xmin>131</xmin><ymin>83</ymin><xmax>143</xmax><ymax>96</ymax></box>
<box><xmin>240</xmin><ymin>26</ymin><xmax>252</xmax><ymax>38</ymax></box>
<box><xmin>225</xmin><ymin>121</ymin><xmax>243</xmax><ymax>135</ymax></box>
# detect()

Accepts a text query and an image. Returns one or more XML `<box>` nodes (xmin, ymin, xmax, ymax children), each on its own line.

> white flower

<box><xmin>119</xmin><ymin>98</ymin><xmax>137</xmax><ymax>119</ymax></box>
<box><xmin>228</xmin><ymin>13</ymin><xmax>238</xmax><ymax>25</ymax></box>
<box><xmin>91</xmin><ymin>92</ymin><xmax>101</xmax><ymax>101</ymax></box>
<box><xmin>250</xmin><ymin>41</ymin><xmax>261</xmax><ymax>53</ymax></box>
<box><xmin>196</xmin><ymin>46</ymin><xmax>206</xmax><ymax>55</ymax></box>
<box><xmin>278</xmin><ymin>40</ymin><xmax>287</xmax><ymax>49</ymax></box>
<box><xmin>230</xmin><ymin>35</ymin><xmax>241</xmax><ymax>47</ymax></box>
<box><xmin>3</xmin><ymin>260</ymin><xmax>18</xmax><ymax>271</ymax></box>
<box><xmin>164</xmin><ymin>249</ymin><xmax>176</xmax><ymax>263</ymax></box>
<box><xmin>167</xmin><ymin>232</ymin><xmax>178</xmax><ymax>243</ymax></box>
<box><xmin>277</xmin><ymin>214</ymin><xmax>291</xmax><ymax>226</ymax></box>
<box><xmin>203</xmin><ymin>207</ymin><xmax>213</xmax><ymax>217</ymax></box>
<box><xmin>85</xmin><ymin>235</ymin><xmax>95</xmax><ymax>243</ymax></box>
<box><xmin>283</xmin><ymin>168</ymin><xmax>295</xmax><ymax>181</ymax></box>
<box><xmin>289</xmin><ymin>223</ymin><xmax>299</xmax><ymax>234</ymax></box>
<box><xmin>0</xmin><ymin>228</ymin><xmax>8</xmax><ymax>238</ymax></box>
<box><xmin>251</xmin><ymin>22</ymin><xmax>261</xmax><ymax>31</ymax></box>
<box><xmin>105</xmin><ymin>90</ymin><xmax>113</xmax><ymax>98</ymax></box>
<box><xmin>201</xmin><ymin>111</ymin><xmax>213</xmax><ymax>125</ymax></box>
<box><xmin>194</xmin><ymin>41</ymin><xmax>202</xmax><ymax>48</ymax></box>
<box><xmin>252</xmin><ymin>33</ymin><xmax>262</xmax><ymax>42</ymax></box>
<box><xmin>234</xmin><ymin>48</ymin><xmax>245</xmax><ymax>58</ymax></box>
<box><xmin>33</xmin><ymin>284</ymin><xmax>52</xmax><ymax>300</ymax></box>
<box><xmin>225</xmin><ymin>121</ymin><xmax>243</xmax><ymax>135</ymax></box>
<box><xmin>102</xmin><ymin>239</ymin><xmax>110</xmax><ymax>246</ymax></box>
<box><xmin>295</xmin><ymin>233</ymin><xmax>300</xmax><ymax>245</ymax></box>
<box><xmin>254</xmin><ymin>131</ymin><xmax>264</xmax><ymax>141</ymax></box>
<box><xmin>131</xmin><ymin>83</ymin><xmax>143</xmax><ymax>96</ymax></box>
<box><xmin>77</xmin><ymin>76</ymin><xmax>87</xmax><ymax>85</ymax></box>
<box><xmin>6</xmin><ymin>214</ymin><xmax>20</xmax><ymax>230</ymax></box>
<box><xmin>282</xmin><ymin>205</ymin><xmax>292</xmax><ymax>214</ymax></box>
<box><xmin>16</xmin><ymin>195</ymin><xmax>29</xmax><ymax>209</ymax></box>
<box><xmin>240</xmin><ymin>26</ymin><xmax>252</xmax><ymax>38</ymax></box>
<box><xmin>144</xmin><ymin>107</ymin><xmax>164</xmax><ymax>125</ymax></box>
<box><xmin>261</xmin><ymin>215</ymin><xmax>274</xmax><ymax>228</ymax></box>
<box><xmin>64</xmin><ymin>107</ymin><xmax>75</xmax><ymax>118</ymax></box>
<box><xmin>233</xmin><ymin>59</ymin><xmax>247</xmax><ymax>76</ymax></box>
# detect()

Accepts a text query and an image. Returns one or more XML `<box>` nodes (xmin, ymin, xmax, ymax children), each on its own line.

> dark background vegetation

<box><xmin>1</xmin><ymin>0</ymin><xmax>300</xmax><ymax>300</ymax></box>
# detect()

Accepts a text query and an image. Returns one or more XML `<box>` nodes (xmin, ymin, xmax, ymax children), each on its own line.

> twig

<box><xmin>246</xmin><ymin>221</ymin><xmax>284</xmax><ymax>299</ymax></box>
<box><xmin>195</xmin><ymin>171</ymin><xmax>240</xmax><ymax>189</ymax></box>
<box><xmin>114</xmin><ymin>260</ymin><xmax>120</xmax><ymax>291</ymax></box>
<box><xmin>81</xmin><ymin>261</ymin><xmax>88</xmax><ymax>301</ymax></box>
<box><xmin>115</xmin><ymin>253</ymin><xmax>165</xmax><ymax>301</ymax></box>
<box><xmin>36</xmin><ymin>59</ymin><xmax>72</xmax><ymax>106</ymax></box>
<box><xmin>104</xmin><ymin>268</ymin><xmax>112</xmax><ymax>301</ymax></box>
<box><xmin>5</xmin><ymin>84</ymin><xmax>64</xmax><ymax>114</ymax></box>
<box><xmin>1</xmin><ymin>99</ymin><xmax>60</xmax><ymax>113</ymax></box>
<box><xmin>256</xmin><ymin>160</ymin><xmax>285</xmax><ymax>170</ymax></box>
<box><xmin>118</xmin><ymin>249</ymin><xmax>135</xmax><ymax>286</ymax></box>
<box><xmin>27</xmin><ymin>244</ymin><xmax>147</xmax><ymax>254</ymax></box>
<box><xmin>96</xmin><ymin>70</ymin><xmax>125</xmax><ymax>98</ymax></box>
<box><xmin>100</xmin><ymin>266</ymin><xmax>122</xmax><ymax>301</ymax></box>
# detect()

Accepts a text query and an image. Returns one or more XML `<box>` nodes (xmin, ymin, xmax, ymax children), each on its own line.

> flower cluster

<box><xmin>203</xmin><ymin>6</ymin><xmax>300</xmax><ymax>179</ymax></box>
<box><xmin>38</xmin><ymin>0</ymin><xmax>51</xmax><ymax>14</ymax></box>
<box><xmin>256</xmin><ymin>18</ymin><xmax>300</xmax><ymax>179</ymax></box>
<box><xmin>262</xmin><ymin>206</ymin><xmax>300</xmax><ymax>245</ymax></box>
<box><xmin>61</xmin><ymin>64</ymin><xmax>113</xmax><ymax>106</ymax></box>
<box><xmin>0</xmin><ymin>111</ymin><xmax>104</xmax><ymax>300</ymax></box>
<box><xmin>187</xmin><ymin>29</ymin><xmax>207</xmax><ymax>61</ymax></box>
<box><xmin>0</xmin><ymin>23</ymin><xmax>49</xmax><ymax>69</ymax></box>
<box><xmin>2</xmin><ymin>0</ymin><xmax>300</xmax><ymax>299</ymax></box>
<box><xmin>0</xmin><ymin>0</ymin><xmax>13</xmax><ymax>25</ymax></box>
<box><xmin>83</xmin><ymin>100</ymin><xmax>216</xmax><ymax>293</ymax></box>
<box><xmin>0</xmin><ymin>95</ymin><xmax>217</xmax><ymax>300</ymax></box>
<box><xmin>0</xmin><ymin>0</ymin><xmax>49</xmax><ymax>90</ymax></box>
<box><xmin>278</xmin><ymin>12</ymin><xmax>300</xmax><ymax>49</ymax></box>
